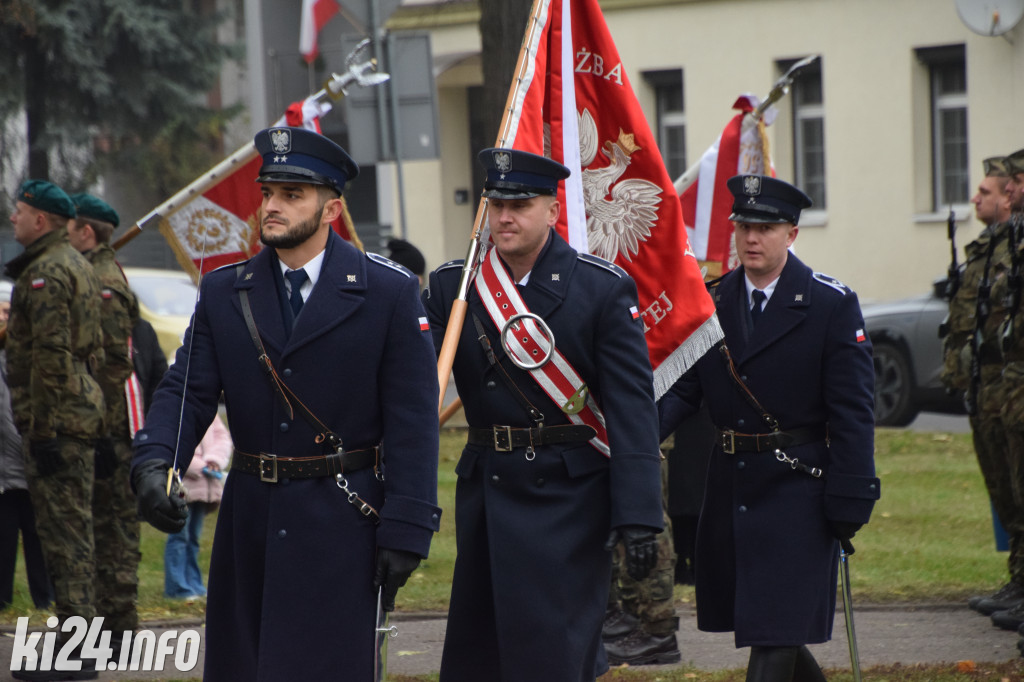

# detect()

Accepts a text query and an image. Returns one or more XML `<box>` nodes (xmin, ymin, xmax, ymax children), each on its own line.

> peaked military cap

<box><xmin>17</xmin><ymin>180</ymin><xmax>75</xmax><ymax>219</ymax></box>
<box><xmin>983</xmin><ymin>157</ymin><xmax>1008</xmax><ymax>178</ymax></box>
<box><xmin>1005</xmin><ymin>148</ymin><xmax>1024</xmax><ymax>176</ymax></box>
<box><xmin>70</xmin><ymin>193</ymin><xmax>120</xmax><ymax>227</ymax></box>
<box><xmin>478</xmin><ymin>148</ymin><xmax>570</xmax><ymax>199</ymax></box>
<box><xmin>255</xmin><ymin>127</ymin><xmax>359</xmax><ymax>195</ymax></box>
<box><xmin>727</xmin><ymin>174</ymin><xmax>812</xmax><ymax>225</ymax></box>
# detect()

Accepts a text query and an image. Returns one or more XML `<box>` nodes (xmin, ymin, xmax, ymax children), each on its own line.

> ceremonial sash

<box><xmin>125</xmin><ymin>338</ymin><xmax>145</xmax><ymax>436</ymax></box>
<box><xmin>474</xmin><ymin>247</ymin><xmax>611</xmax><ymax>456</ymax></box>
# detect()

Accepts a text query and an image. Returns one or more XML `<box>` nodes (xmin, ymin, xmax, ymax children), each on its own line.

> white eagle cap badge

<box><xmin>493</xmin><ymin>150</ymin><xmax>511</xmax><ymax>173</ymax></box>
<box><xmin>270</xmin><ymin>128</ymin><xmax>292</xmax><ymax>155</ymax></box>
<box><xmin>742</xmin><ymin>175</ymin><xmax>761</xmax><ymax>196</ymax></box>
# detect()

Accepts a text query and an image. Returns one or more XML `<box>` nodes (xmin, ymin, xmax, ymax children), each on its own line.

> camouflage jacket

<box><xmin>4</xmin><ymin>229</ymin><xmax>105</xmax><ymax>441</ymax></box>
<box><xmin>85</xmin><ymin>244</ymin><xmax>139</xmax><ymax>438</ymax></box>
<box><xmin>941</xmin><ymin>221</ymin><xmax>1011</xmax><ymax>392</ymax></box>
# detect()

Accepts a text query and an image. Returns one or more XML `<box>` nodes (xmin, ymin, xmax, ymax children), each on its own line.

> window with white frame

<box><xmin>919</xmin><ymin>45</ymin><xmax>968</xmax><ymax>209</ymax></box>
<box><xmin>789</xmin><ymin>60</ymin><xmax>826</xmax><ymax>210</ymax></box>
<box><xmin>642</xmin><ymin>69</ymin><xmax>686</xmax><ymax>179</ymax></box>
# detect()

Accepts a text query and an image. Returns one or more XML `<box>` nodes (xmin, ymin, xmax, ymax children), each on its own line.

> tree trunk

<box><xmin>23</xmin><ymin>33</ymin><xmax>49</xmax><ymax>180</ymax></box>
<box><xmin>479</xmin><ymin>0</ymin><xmax>534</xmax><ymax>146</ymax></box>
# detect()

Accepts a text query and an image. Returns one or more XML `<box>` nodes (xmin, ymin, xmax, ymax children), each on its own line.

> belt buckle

<box><xmin>494</xmin><ymin>426</ymin><xmax>513</xmax><ymax>452</ymax></box>
<box><xmin>259</xmin><ymin>452</ymin><xmax>279</xmax><ymax>483</ymax></box>
<box><xmin>721</xmin><ymin>430</ymin><xmax>736</xmax><ymax>455</ymax></box>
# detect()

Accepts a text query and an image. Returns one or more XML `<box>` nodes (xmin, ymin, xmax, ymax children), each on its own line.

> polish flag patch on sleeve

<box><xmin>855</xmin><ymin>328</ymin><xmax>866</xmax><ymax>343</ymax></box>
<box><xmin>629</xmin><ymin>305</ymin><xmax>639</xmax><ymax>320</ymax></box>
<box><xmin>31</xmin><ymin>278</ymin><xmax>45</xmax><ymax>289</ymax></box>
<box><xmin>419</xmin><ymin>316</ymin><xmax>429</xmax><ymax>331</ymax></box>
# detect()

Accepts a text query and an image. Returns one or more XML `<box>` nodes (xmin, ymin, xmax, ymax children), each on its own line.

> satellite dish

<box><xmin>955</xmin><ymin>0</ymin><xmax>1024</xmax><ymax>36</ymax></box>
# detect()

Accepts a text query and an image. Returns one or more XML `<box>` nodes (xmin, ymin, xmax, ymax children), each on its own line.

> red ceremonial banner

<box><xmin>505</xmin><ymin>0</ymin><xmax>722</xmax><ymax>398</ymax></box>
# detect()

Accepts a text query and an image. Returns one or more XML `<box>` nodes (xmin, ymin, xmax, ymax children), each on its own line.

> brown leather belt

<box><xmin>717</xmin><ymin>425</ymin><xmax>828</xmax><ymax>454</ymax></box>
<box><xmin>231</xmin><ymin>447</ymin><xmax>379</xmax><ymax>483</ymax></box>
<box><xmin>467</xmin><ymin>424</ymin><xmax>597</xmax><ymax>452</ymax></box>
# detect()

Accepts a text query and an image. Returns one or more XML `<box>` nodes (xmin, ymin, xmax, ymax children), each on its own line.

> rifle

<box><xmin>1002</xmin><ymin>212</ymin><xmax>1024</xmax><ymax>354</ymax></box>
<box><xmin>944</xmin><ymin>207</ymin><xmax>960</xmax><ymax>300</ymax></box>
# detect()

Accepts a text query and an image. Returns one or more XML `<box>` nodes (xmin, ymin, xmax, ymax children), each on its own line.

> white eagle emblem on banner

<box><xmin>578</xmin><ymin>108</ymin><xmax>662</xmax><ymax>263</ymax></box>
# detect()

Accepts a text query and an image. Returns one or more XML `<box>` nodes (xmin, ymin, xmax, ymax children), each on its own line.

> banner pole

<box><xmin>435</xmin><ymin>0</ymin><xmax>550</xmax><ymax>414</ymax></box>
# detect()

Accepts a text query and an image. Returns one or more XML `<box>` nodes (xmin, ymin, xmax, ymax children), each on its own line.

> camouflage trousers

<box><xmin>24</xmin><ymin>436</ymin><xmax>96</xmax><ymax>623</ymax></box>
<box><xmin>972</xmin><ymin>372</ymin><xmax>1024</xmax><ymax>585</ymax></box>
<box><xmin>93</xmin><ymin>437</ymin><xmax>140</xmax><ymax>633</ymax></box>
<box><xmin>609</xmin><ymin>458</ymin><xmax>678</xmax><ymax>637</ymax></box>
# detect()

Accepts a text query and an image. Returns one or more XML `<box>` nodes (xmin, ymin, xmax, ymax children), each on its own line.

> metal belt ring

<box><xmin>500</xmin><ymin>312</ymin><xmax>555</xmax><ymax>370</ymax></box>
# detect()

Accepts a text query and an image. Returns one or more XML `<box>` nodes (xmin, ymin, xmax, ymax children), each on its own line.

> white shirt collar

<box><xmin>744</xmin><ymin>274</ymin><xmax>780</xmax><ymax>308</ymax></box>
<box><xmin>278</xmin><ymin>249</ymin><xmax>326</xmax><ymax>302</ymax></box>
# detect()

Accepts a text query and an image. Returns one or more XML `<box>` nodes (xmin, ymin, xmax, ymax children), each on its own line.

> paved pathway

<box><xmin>0</xmin><ymin>602</ymin><xmax>1019</xmax><ymax>680</ymax></box>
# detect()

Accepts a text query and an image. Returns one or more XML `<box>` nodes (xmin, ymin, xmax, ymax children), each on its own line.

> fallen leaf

<box><xmin>956</xmin><ymin>660</ymin><xmax>975</xmax><ymax>672</ymax></box>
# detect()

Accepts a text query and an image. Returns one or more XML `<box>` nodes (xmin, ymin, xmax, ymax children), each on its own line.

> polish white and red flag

<box><xmin>299</xmin><ymin>0</ymin><xmax>341</xmax><ymax>64</ymax></box>
<box><xmin>503</xmin><ymin>0</ymin><xmax>722</xmax><ymax>397</ymax></box>
<box><xmin>159</xmin><ymin>96</ymin><xmax>360</xmax><ymax>278</ymax></box>
<box><xmin>677</xmin><ymin>95</ymin><xmax>775</xmax><ymax>274</ymax></box>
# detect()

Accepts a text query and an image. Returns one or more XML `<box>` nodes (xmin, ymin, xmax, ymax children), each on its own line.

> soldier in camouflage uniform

<box><xmin>603</xmin><ymin>442</ymin><xmax>680</xmax><ymax>666</ymax></box>
<box><xmin>940</xmin><ymin>157</ymin><xmax>1024</xmax><ymax>619</ymax></box>
<box><xmin>5</xmin><ymin>180</ymin><xmax>105</xmax><ymax>680</ymax></box>
<box><xmin>982</xmin><ymin>149</ymin><xmax>1024</xmax><ymax>633</ymax></box>
<box><xmin>68</xmin><ymin>194</ymin><xmax>142</xmax><ymax>639</ymax></box>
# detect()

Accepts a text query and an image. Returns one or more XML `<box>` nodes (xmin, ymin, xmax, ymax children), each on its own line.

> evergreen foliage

<box><xmin>0</xmin><ymin>0</ymin><xmax>242</xmax><ymax>212</ymax></box>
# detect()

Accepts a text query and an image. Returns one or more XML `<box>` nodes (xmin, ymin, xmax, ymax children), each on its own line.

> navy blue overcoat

<box><xmin>132</xmin><ymin>232</ymin><xmax>441</xmax><ymax>680</ymax></box>
<box><xmin>659</xmin><ymin>253</ymin><xmax>879</xmax><ymax>648</ymax></box>
<box><xmin>424</xmin><ymin>232</ymin><xmax>663</xmax><ymax>681</ymax></box>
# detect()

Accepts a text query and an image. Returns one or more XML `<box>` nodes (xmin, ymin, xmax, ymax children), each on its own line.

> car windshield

<box><xmin>130</xmin><ymin>276</ymin><xmax>197</xmax><ymax>316</ymax></box>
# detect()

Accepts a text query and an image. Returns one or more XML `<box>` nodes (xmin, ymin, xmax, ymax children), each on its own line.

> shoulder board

<box><xmin>576</xmin><ymin>253</ymin><xmax>625</xmax><ymax>278</ymax></box>
<box><xmin>812</xmin><ymin>271</ymin><xmax>851</xmax><ymax>295</ymax></box>
<box><xmin>204</xmin><ymin>259</ymin><xmax>248</xmax><ymax>277</ymax></box>
<box><xmin>436</xmin><ymin>259</ymin><xmax>464</xmax><ymax>273</ymax></box>
<box><xmin>367</xmin><ymin>252</ymin><xmax>412</xmax><ymax>278</ymax></box>
<box><xmin>705</xmin><ymin>275</ymin><xmax>725</xmax><ymax>292</ymax></box>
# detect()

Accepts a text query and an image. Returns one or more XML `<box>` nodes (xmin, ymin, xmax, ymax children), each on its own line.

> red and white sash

<box><xmin>474</xmin><ymin>246</ymin><xmax>611</xmax><ymax>456</ymax></box>
<box><xmin>125</xmin><ymin>337</ymin><xmax>146</xmax><ymax>436</ymax></box>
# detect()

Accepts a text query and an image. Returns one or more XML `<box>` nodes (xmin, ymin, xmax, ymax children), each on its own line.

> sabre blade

<box><xmin>839</xmin><ymin>547</ymin><xmax>863</xmax><ymax>682</ymax></box>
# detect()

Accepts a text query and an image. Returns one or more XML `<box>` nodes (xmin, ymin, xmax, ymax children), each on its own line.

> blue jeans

<box><xmin>164</xmin><ymin>503</ymin><xmax>208</xmax><ymax>598</ymax></box>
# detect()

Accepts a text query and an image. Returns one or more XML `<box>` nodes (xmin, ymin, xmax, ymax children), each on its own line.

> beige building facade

<box><xmin>386</xmin><ymin>0</ymin><xmax>1024</xmax><ymax>301</ymax></box>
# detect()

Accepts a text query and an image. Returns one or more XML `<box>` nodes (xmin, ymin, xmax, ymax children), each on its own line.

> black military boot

<box><xmin>971</xmin><ymin>582</ymin><xmax>1024</xmax><ymax>615</ymax></box>
<box><xmin>992</xmin><ymin>600</ymin><xmax>1024</xmax><ymax>630</ymax></box>
<box><xmin>602</xmin><ymin>606</ymin><xmax>639</xmax><ymax>642</ymax></box>
<box><xmin>605</xmin><ymin>627</ymin><xmax>681</xmax><ymax>666</ymax></box>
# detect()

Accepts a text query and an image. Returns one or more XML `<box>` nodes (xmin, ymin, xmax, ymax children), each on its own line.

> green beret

<box><xmin>983</xmin><ymin>157</ymin><xmax>1009</xmax><ymax>178</ymax></box>
<box><xmin>17</xmin><ymin>180</ymin><xmax>75</xmax><ymax>219</ymax></box>
<box><xmin>1005</xmin><ymin>148</ymin><xmax>1024</xmax><ymax>176</ymax></box>
<box><xmin>70</xmin><ymin>193</ymin><xmax>120</xmax><ymax>228</ymax></box>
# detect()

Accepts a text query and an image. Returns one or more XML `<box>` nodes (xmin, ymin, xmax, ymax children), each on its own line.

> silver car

<box><xmin>861</xmin><ymin>279</ymin><xmax>965</xmax><ymax>426</ymax></box>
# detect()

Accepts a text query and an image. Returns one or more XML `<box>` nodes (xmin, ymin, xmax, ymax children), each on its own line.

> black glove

<box><xmin>132</xmin><ymin>459</ymin><xmax>188</xmax><ymax>533</ymax></box>
<box><xmin>30</xmin><ymin>439</ymin><xmax>64</xmax><ymax>478</ymax></box>
<box><xmin>828</xmin><ymin>521</ymin><xmax>862</xmax><ymax>542</ymax></box>
<box><xmin>94</xmin><ymin>437</ymin><xmax>118</xmax><ymax>480</ymax></box>
<box><xmin>373</xmin><ymin>548</ymin><xmax>422</xmax><ymax>612</ymax></box>
<box><xmin>605</xmin><ymin>525</ymin><xmax>659</xmax><ymax>581</ymax></box>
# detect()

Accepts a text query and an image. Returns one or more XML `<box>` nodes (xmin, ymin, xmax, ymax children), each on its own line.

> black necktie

<box><xmin>285</xmin><ymin>268</ymin><xmax>308</xmax><ymax>317</ymax></box>
<box><xmin>750</xmin><ymin>289</ymin><xmax>766</xmax><ymax>327</ymax></box>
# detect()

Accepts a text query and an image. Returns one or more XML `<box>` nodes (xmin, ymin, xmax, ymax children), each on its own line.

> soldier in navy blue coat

<box><xmin>424</xmin><ymin>148</ymin><xmax>664</xmax><ymax>681</ymax></box>
<box><xmin>659</xmin><ymin>175</ymin><xmax>879</xmax><ymax>682</ymax></box>
<box><xmin>131</xmin><ymin>127</ymin><xmax>441</xmax><ymax>681</ymax></box>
